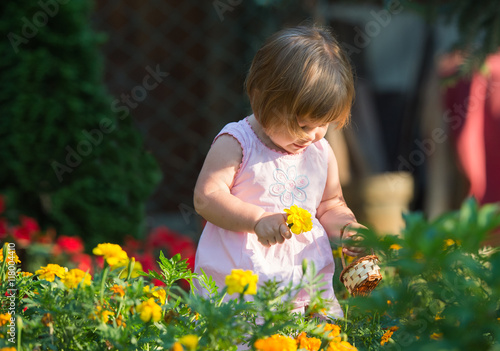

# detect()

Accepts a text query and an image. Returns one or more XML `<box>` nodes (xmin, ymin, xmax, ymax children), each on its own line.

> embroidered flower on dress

<box><xmin>269</xmin><ymin>166</ymin><xmax>309</xmax><ymax>207</ymax></box>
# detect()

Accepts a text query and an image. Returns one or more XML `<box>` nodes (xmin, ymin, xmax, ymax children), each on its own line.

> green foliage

<box><xmin>1</xmin><ymin>248</ymin><xmax>353</xmax><ymax>351</ymax></box>
<box><xmin>0</xmin><ymin>1</ymin><xmax>161</xmax><ymax>248</ymax></box>
<box><xmin>1</xmin><ymin>198</ymin><xmax>499</xmax><ymax>350</ymax></box>
<box><xmin>351</xmin><ymin>198</ymin><xmax>500</xmax><ymax>350</ymax></box>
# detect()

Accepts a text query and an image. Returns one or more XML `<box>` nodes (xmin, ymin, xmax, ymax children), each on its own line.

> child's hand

<box><xmin>342</xmin><ymin>222</ymin><xmax>367</xmax><ymax>257</ymax></box>
<box><xmin>254</xmin><ymin>212</ymin><xmax>292</xmax><ymax>247</ymax></box>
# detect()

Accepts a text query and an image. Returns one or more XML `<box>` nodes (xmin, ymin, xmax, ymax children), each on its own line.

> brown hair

<box><xmin>245</xmin><ymin>25</ymin><xmax>355</xmax><ymax>137</ymax></box>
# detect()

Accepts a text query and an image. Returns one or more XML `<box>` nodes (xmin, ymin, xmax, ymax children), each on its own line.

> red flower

<box><xmin>12</xmin><ymin>216</ymin><xmax>40</xmax><ymax>245</ymax></box>
<box><xmin>146</xmin><ymin>226</ymin><xmax>181</xmax><ymax>249</ymax></box>
<box><xmin>0</xmin><ymin>218</ymin><xmax>7</xmax><ymax>239</ymax></box>
<box><xmin>70</xmin><ymin>253</ymin><xmax>93</xmax><ymax>274</ymax></box>
<box><xmin>122</xmin><ymin>235</ymin><xmax>143</xmax><ymax>254</ymax></box>
<box><xmin>146</xmin><ymin>226</ymin><xmax>196</xmax><ymax>268</ymax></box>
<box><xmin>55</xmin><ymin>235</ymin><xmax>84</xmax><ymax>254</ymax></box>
<box><xmin>134</xmin><ymin>252</ymin><xmax>157</xmax><ymax>274</ymax></box>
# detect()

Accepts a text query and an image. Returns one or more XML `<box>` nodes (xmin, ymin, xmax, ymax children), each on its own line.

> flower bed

<box><xmin>0</xmin><ymin>198</ymin><xmax>499</xmax><ymax>350</ymax></box>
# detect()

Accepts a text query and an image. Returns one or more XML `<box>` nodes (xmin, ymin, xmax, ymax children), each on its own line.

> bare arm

<box><xmin>193</xmin><ymin>134</ymin><xmax>291</xmax><ymax>246</ymax></box>
<box><xmin>317</xmin><ymin>145</ymin><xmax>365</xmax><ymax>256</ymax></box>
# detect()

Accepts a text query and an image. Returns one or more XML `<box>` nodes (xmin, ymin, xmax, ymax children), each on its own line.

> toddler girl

<box><xmin>193</xmin><ymin>25</ymin><xmax>364</xmax><ymax>318</ymax></box>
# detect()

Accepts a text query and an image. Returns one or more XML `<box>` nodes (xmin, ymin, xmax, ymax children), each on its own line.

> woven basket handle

<box><xmin>340</xmin><ymin>222</ymin><xmax>373</xmax><ymax>269</ymax></box>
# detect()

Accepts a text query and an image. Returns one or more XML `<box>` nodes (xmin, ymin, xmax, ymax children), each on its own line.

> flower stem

<box><xmin>100</xmin><ymin>263</ymin><xmax>110</xmax><ymax>304</ymax></box>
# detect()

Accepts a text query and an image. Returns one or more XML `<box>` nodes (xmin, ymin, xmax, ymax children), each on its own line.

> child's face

<box><xmin>266</xmin><ymin>117</ymin><xmax>330</xmax><ymax>154</ymax></box>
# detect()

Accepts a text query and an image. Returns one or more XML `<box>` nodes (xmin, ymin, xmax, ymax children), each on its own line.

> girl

<box><xmin>193</xmin><ymin>25</ymin><xmax>364</xmax><ymax>318</ymax></box>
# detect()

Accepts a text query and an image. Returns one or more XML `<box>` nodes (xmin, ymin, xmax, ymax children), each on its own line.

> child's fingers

<box><xmin>342</xmin><ymin>247</ymin><xmax>364</xmax><ymax>257</ymax></box>
<box><xmin>280</xmin><ymin>223</ymin><xmax>292</xmax><ymax>240</ymax></box>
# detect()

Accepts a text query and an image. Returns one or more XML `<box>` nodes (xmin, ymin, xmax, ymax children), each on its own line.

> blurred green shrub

<box><xmin>0</xmin><ymin>1</ymin><xmax>161</xmax><ymax>248</ymax></box>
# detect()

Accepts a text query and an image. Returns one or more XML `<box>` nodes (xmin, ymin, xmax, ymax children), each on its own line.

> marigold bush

<box><xmin>0</xmin><ymin>198</ymin><xmax>499</xmax><ymax>350</ymax></box>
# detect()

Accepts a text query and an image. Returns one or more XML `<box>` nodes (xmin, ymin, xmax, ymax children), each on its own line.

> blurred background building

<box><xmin>91</xmin><ymin>0</ymin><xmax>470</xmax><ymax>236</ymax></box>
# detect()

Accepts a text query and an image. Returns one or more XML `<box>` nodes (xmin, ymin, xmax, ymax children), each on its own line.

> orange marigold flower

<box><xmin>430</xmin><ymin>333</ymin><xmax>443</xmax><ymax>340</ymax></box>
<box><xmin>171</xmin><ymin>342</ymin><xmax>184</xmax><ymax>351</ymax></box>
<box><xmin>115</xmin><ymin>314</ymin><xmax>126</xmax><ymax>328</ymax></box>
<box><xmin>296</xmin><ymin>332</ymin><xmax>321</xmax><ymax>351</ymax></box>
<box><xmin>110</xmin><ymin>284</ymin><xmax>126</xmax><ymax>297</ymax></box>
<box><xmin>41</xmin><ymin>313</ymin><xmax>53</xmax><ymax>327</ymax></box>
<box><xmin>380</xmin><ymin>326</ymin><xmax>398</xmax><ymax>346</ymax></box>
<box><xmin>326</xmin><ymin>340</ymin><xmax>357</xmax><ymax>351</ymax></box>
<box><xmin>0</xmin><ymin>313</ymin><xmax>11</xmax><ymax>327</ymax></box>
<box><xmin>91</xmin><ymin>305</ymin><xmax>115</xmax><ymax>323</ymax></box>
<box><xmin>389</xmin><ymin>244</ymin><xmax>402</xmax><ymax>250</ymax></box>
<box><xmin>320</xmin><ymin>323</ymin><xmax>341</xmax><ymax>338</ymax></box>
<box><xmin>254</xmin><ymin>334</ymin><xmax>297</xmax><ymax>351</ymax></box>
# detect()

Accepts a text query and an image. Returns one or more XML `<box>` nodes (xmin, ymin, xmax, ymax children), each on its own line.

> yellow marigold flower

<box><xmin>0</xmin><ymin>347</ymin><xmax>17</xmax><ymax>351</ymax></box>
<box><xmin>380</xmin><ymin>326</ymin><xmax>398</xmax><ymax>346</ymax></box>
<box><xmin>284</xmin><ymin>205</ymin><xmax>313</xmax><ymax>235</ymax></box>
<box><xmin>92</xmin><ymin>243</ymin><xmax>128</xmax><ymax>266</ymax></box>
<box><xmin>430</xmin><ymin>333</ymin><xmax>443</xmax><ymax>340</ymax></box>
<box><xmin>62</xmin><ymin>268</ymin><xmax>92</xmax><ymax>289</ymax></box>
<box><xmin>144</xmin><ymin>285</ymin><xmax>167</xmax><ymax>305</ymax></box>
<box><xmin>444</xmin><ymin>239</ymin><xmax>455</xmax><ymax>247</ymax></box>
<box><xmin>296</xmin><ymin>332</ymin><xmax>321</xmax><ymax>351</ymax></box>
<box><xmin>179</xmin><ymin>335</ymin><xmax>199</xmax><ymax>351</ymax></box>
<box><xmin>113</xmin><ymin>257</ymin><xmax>143</xmax><ymax>279</ymax></box>
<box><xmin>172</xmin><ymin>342</ymin><xmax>184</xmax><ymax>351</ymax></box>
<box><xmin>0</xmin><ymin>244</ymin><xmax>21</xmax><ymax>264</ymax></box>
<box><xmin>35</xmin><ymin>264</ymin><xmax>67</xmax><ymax>282</ymax></box>
<box><xmin>136</xmin><ymin>298</ymin><xmax>162</xmax><ymax>323</ymax></box>
<box><xmin>225</xmin><ymin>269</ymin><xmax>258</xmax><ymax>295</ymax></box>
<box><xmin>254</xmin><ymin>334</ymin><xmax>298</xmax><ymax>351</ymax></box>
<box><xmin>0</xmin><ymin>313</ymin><xmax>11</xmax><ymax>327</ymax></box>
<box><xmin>110</xmin><ymin>284</ymin><xmax>126</xmax><ymax>297</ymax></box>
<box><xmin>326</xmin><ymin>340</ymin><xmax>357</xmax><ymax>351</ymax></box>
<box><xmin>19</xmin><ymin>271</ymin><xmax>33</xmax><ymax>278</ymax></box>
<box><xmin>389</xmin><ymin>244</ymin><xmax>402</xmax><ymax>250</ymax></box>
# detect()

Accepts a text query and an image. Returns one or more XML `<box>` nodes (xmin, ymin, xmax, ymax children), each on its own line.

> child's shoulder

<box><xmin>214</xmin><ymin>117</ymin><xmax>253</xmax><ymax>147</ymax></box>
<box><xmin>212</xmin><ymin>119</ymin><xmax>251</xmax><ymax>149</ymax></box>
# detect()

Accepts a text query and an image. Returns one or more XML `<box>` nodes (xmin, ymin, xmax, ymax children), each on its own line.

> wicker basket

<box><xmin>339</xmin><ymin>251</ymin><xmax>382</xmax><ymax>297</ymax></box>
<box><xmin>340</xmin><ymin>223</ymin><xmax>382</xmax><ymax>296</ymax></box>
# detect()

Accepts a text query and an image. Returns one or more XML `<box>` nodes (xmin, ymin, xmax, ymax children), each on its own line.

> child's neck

<box><xmin>248</xmin><ymin>115</ymin><xmax>288</xmax><ymax>154</ymax></box>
